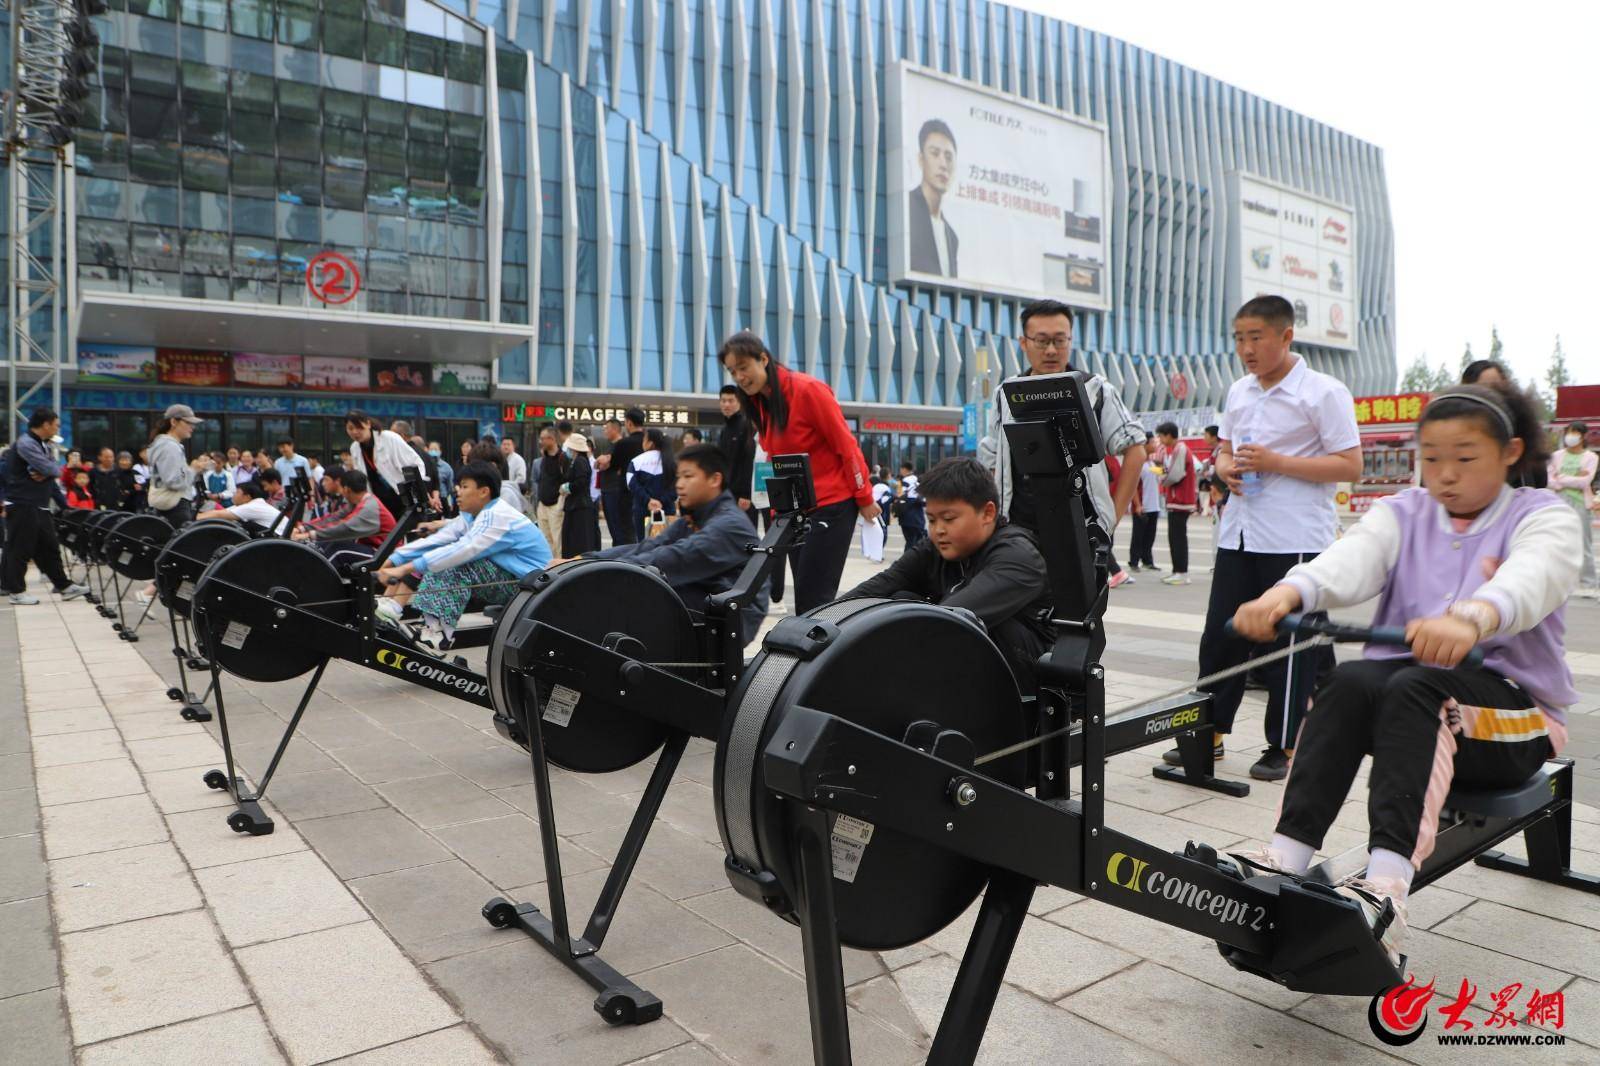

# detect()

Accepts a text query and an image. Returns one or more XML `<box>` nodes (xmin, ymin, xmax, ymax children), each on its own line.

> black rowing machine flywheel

<box><xmin>489</xmin><ymin>560</ymin><xmax>700</xmax><ymax>774</ymax></box>
<box><xmin>57</xmin><ymin>509</ymin><xmax>92</xmax><ymax>554</ymax></box>
<box><xmin>190</xmin><ymin>538</ymin><xmax>351</xmax><ymax>682</ymax></box>
<box><xmin>715</xmin><ymin>598</ymin><xmax>1028</xmax><ymax>951</ymax></box>
<box><xmin>104</xmin><ymin>513</ymin><xmax>176</xmax><ymax>581</ymax></box>
<box><xmin>156</xmin><ymin>522</ymin><xmax>252</xmax><ymax>617</ymax></box>
<box><xmin>82</xmin><ymin>510</ymin><xmax>129</xmax><ymax>563</ymax></box>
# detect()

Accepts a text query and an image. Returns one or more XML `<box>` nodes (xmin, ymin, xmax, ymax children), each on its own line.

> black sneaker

<box><xmin>1249</xmin><ymin>747</ymin><xmax>1290</xmax><ymax>781</ymax></box>
<box><xmin>1162</xmin><ymin>737</ymin><xmax>1224</xmax><ymax>766</ymax></box>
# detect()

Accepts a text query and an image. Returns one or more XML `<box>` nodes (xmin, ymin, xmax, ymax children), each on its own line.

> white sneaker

<box><xmin>59</xmin><ymin>583</ymin><xmax>90</xmax><ymax>601</ymax></box>
<box><xmin>9</xmin><ymin>593</ymin><xmax>40</xmax><ymax>605</ymax></box>
<box><xmin>373</xmin><ymin>598</ymin><xmax>404</xmax><ymax>623</ymax></box>
<box><xmin>1334</xmin><ymin>875</ymin><xmax>1409</xmax><ymax>968</ymax></box>
<box><xmin>1161</xmin><ymin>573</ymin><xmax>1191</xmax><ymax>586</ymax></box>
<box><xmin>1221</xmin><ymin>846</ymin><xmax>1295</xmax><ymax>881</ymax></box>
<box><xmin>134</xmin><ymin>590</ymin><xmax>153</xmax><ymax>605</ymax></box>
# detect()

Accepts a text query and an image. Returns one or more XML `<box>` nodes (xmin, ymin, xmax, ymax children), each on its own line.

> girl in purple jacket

<box><xmin>1228</xmin><ymin>383</ymin><xmax>1581</xmax><ymax>966</ymax></box>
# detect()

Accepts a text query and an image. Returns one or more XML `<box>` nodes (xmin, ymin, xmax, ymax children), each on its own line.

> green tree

<box><xmin>1488</xmin><ymin>326</ymin><xmax>1503</xmax><ymax>364</ymax></box>
<box><xmin>1548</xmin><ymin>334</ymin><xmax>1570</xmax><ymax>392</ymax></box>
<box><xmin>1429</xmin><ymin>362</ymin><xmax>1458</xmax><ymax>391</ymax></box>
<box><xmin>1459</xmin><ymin>341</ymin><xmax>1475</xmax><ymax>371</ymax></box>
<box><xmin>1400</xmin><ymin>353</ymin><xmax>1435</xmax><ymax>391</ymax></box>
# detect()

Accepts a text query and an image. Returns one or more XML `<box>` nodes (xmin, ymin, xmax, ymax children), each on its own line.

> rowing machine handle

<box><xmin>1224</xmin><ymin>614</ymin><xmax>1483</xmax><ymax>668</ymax></box>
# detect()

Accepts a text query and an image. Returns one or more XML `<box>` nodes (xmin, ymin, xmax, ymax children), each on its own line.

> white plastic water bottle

<box><xmin>1239</xmin><ymin>433</ymin><xmax>1264</xmax><ymax>497</ymax></box>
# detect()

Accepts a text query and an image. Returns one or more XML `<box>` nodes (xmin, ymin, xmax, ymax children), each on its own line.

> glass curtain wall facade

<box><xmin>52</xmin><ymin>0</ymin><xmax>1395</xmax><ymax>425</ymax></box>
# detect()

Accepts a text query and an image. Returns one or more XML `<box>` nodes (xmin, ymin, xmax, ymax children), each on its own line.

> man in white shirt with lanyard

<box><xmin>1172</xmin><ymin>295</ymin><xmax>1362</xmax><ymax>781</ymax></box>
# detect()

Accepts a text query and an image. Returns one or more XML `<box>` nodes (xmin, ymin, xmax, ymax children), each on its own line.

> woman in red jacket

<box><xmin>720</xmin><ymin>331</ymin><xmax>880</xmax><ymax>613</ymax></box>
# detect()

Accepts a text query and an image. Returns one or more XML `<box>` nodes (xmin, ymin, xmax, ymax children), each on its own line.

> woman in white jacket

<box><xmin>344</xmin><ymin>410</ymin><xmax>425</xmax><ymax>519</ymax></box>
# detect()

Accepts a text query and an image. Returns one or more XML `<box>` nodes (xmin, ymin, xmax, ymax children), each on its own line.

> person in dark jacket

<box><xmin>597</xmin><ymin>410</ymin><xmax>645</xmax><ymax>544</ymax></box>
<box><xmin>717</xmin><ymin>384</ymin><xmax>757</xmax><ymax>522</ymax></box>
<box><xmin>586</xmin><ymin>443</ymin><xmax>769</xmax><ymax>643</ymax></box>
<box><xmin>844</xmin><ymin>456</ymin><xmax>1052</xmax><ymax>692</ymax></box>
<box><xmin>1</xmin><ymin>408</ymin><xmax>89</xmax><ymax>604</ymax></box>
<box><xmin>114</xmin><ymin>451</ymin><xmax>140</xmax><ymax>510</ymax></box>
<box><xmin>89</xmin><ymin>447</ymin><xmax>123</xmax><ymax>509</ymax></box>
<box><xmin>907</xmin><ymin>118</ymin><xmax>960</xmax><ymax>277</ymax></box>
<box><xmin>560</xmin><ymin>433</ymin><xmax>600</xmax><ymax>556</ymax></box>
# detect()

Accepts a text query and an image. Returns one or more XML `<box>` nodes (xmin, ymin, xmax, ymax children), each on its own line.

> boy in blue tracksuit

<box><xmin>375</xmin><ymin>460</ymin><xmax>549</xmax><ymax>644</ymax></box>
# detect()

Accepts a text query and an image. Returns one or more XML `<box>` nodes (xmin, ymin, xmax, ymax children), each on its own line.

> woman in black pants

<box><xmin>721</xmin><ymin>331</ymin><xmax>879</xmax><ymax>614</ymax></box>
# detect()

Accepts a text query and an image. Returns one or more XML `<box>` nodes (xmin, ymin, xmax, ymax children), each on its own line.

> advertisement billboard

<box><xmin>887</xmin><ymin>62</ymin><xmax>1110</xmax><ymax>308</ymax></box>
<box><xmin>369</xmin><ymin>359</ymin><xmax>430</xmax><ymax>394</ymax></box>
<box><xmin>432</xmin><ymin>362</ymin><xmax>491</xmax><ymax>397</ymax></box>
<box><xmin>302</xmin><ymin>356</ymin><xmax>369</xmax><ymax>391</ymax></box>
<box><xmin>233</xmin><ymin>352</ymin><xmax>304</xmax><ymax>389</ymax></box>
<box><xmin>157</xmin><ymin>348</ymin><xmax>231</xmax><ymax>387</ymax></box>
<box><xmin>1228</xmin><ymin>173</ymin><xmax>1358</xmax><ymax>350</ymax></box>
<box><xmin>78</xmin><ymin>344</ymin><xmax>156</xmax><ymax>385</ymax></box>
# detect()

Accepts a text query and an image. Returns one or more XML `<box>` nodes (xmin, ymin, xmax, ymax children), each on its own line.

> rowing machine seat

<box><xmin>1444</xmin><ymin>763</ymin><xmax>1559</xmax><ymax>821</ymax></box>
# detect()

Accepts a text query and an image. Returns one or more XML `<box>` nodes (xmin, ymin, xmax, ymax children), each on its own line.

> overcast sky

<box><xmin>1011</xmin><ymin>0</ymin><xmax>1600</xmax><ymax>389</ymax></box>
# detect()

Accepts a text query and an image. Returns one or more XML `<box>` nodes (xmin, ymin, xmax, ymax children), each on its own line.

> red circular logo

<box><xmin>306</xmin><ymin>251</ymin><xmax>361</xmax><ymax>305</ymax></box>
<box><xmin>1169</xmin><ymin>371</ymin><xmax>1190</xmax><ymax>401</ymax></box>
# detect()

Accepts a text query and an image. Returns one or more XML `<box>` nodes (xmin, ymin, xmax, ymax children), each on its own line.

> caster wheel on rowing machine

<box><xmin>481</xmin><ymin>898</ymin><xmax>519</xmax><ymax>929</ymax></box>
<box><xmin>226</xmin><ymin>809</ymin><xmax>274</xmax><ymax>835</ymax></box>
<box><xmin>112</xmin><ymin>622</ymin><xmax>124</xmax><ymax>631</ymax></box>
<box><xmin>167</xmin><ymin>687</ymin><xmax>184</xmax><ymax>701</ymax></box>
<box><xmin>227</xmin><ymin>811</ymin><xmax>251</xmax><ymax>833</ymax></box>
<box><xmin>594</xmin><ymin>988</ymin><xmax>662</xmax><ymax>1026</ymax></box>
<box><xmin>187</xmin><ymin>657</ymin><xmax>208</xmax><ymax>671</ymax></box>
<box><xmin>180</xmin><ymin>704</ymin><xmax>212</xmax><ymax>723</ymax></box>
<box><xmin>125</xmin><ymin>633</ymin><xmax>139</xmax><ymax>643</ymax></box>
<box><xmin>203</xmin><ymin>769</ymin><xmax>230</xmax><ymax>791</ymax></box>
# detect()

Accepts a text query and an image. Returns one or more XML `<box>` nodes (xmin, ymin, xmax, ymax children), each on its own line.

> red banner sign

<box><xmin>860</xmin><ymin>417</ymin><xmax>960</xmax><ymax>434</ymax></box>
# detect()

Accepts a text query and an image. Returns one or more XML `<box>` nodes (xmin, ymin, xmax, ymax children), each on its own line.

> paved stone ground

<box><xmin>3</xmin><ymin>515</ymin><xmax>1600</xmax><ymax>1064</ymax></box>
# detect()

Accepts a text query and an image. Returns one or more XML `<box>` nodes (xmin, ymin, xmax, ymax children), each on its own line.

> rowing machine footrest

<box><xmin>1218</xmin><ymin>878</ymin><xmax>1402</xmax><ymax>996</ymax></box>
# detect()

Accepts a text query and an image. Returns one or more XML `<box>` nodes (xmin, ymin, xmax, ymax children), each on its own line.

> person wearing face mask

<box><xmin>429</xmin><ymin>440</ymin><xmax>455</xmax><ymax>512</ymax></box>
<box><xmin>1549</xmin><ymin>422</ymin><xmax>1598</xmax><ymax>593</ymax></box>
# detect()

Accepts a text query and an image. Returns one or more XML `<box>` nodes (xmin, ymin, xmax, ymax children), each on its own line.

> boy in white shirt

<box><xmin>197</xmin><ymin>480</ymin><xmax>288</xmax><ymax>533</ymax></box>
<box><xmin>1169</xmin><ymin>295</ymin><xmax>1362</xmax><ymax>781</ymax></box>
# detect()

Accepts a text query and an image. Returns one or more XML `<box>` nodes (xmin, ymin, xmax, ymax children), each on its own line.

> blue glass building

<box><xmin>44</xmin><ymin>0</ymin><xmax>1394</xmax><ymax>464</ymax></box>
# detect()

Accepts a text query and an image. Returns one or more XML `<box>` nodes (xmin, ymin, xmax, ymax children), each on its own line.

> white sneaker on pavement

<box><xmin>59</xmin><ymin>584</ymin><xmax>90</xmax><ymax>600</ymax></box>
<box><xmin>1161</xmin><ymin>573</ymin><xmax>1191</xmax><ymax>585</ymax></box>
<box><xmin>9</xmin><ymin>593</ymin><xmax>41</xmax><ymax>606</ymax></box>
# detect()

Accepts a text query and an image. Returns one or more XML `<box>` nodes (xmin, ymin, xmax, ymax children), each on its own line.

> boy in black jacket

<box><xmin>844</xmin><ymin>456</ymin><xmax>1052</xmax><ymax>692</ymax></box>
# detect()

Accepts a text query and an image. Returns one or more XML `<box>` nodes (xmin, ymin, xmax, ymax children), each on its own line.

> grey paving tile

<box><xmin>30</xmin><ymin>729</ymin><xmax>125</xmax><ymax>768</ymax></box>
<box><xmin>40</xmin><ymin>791</ymin><xmax>168</xmax><ymax>861</ymax></box>
<box><xmin>426</xmin><ymin>938</ymin><xmax>691</xmax><ymax>1066</ymax></box>
<box><xmin>50</xmin><ymin>841</ymin><xmax>202</xmax><ymax>933</ymax></box>
<box><xmin>297</xmin><ymin>807</ymin><xmax>451</xmax><ymax>879</ymax></box>
<box><xmin>926</xmin><ymin>903</ymin><xmax>1138</xmax><ymax>1000</ymax></box>
<box><xmin>682</xmin><ymin>887</ymin><xmax>881</xmax><ymax>986</ymax></box>
<box><xmin>325</xmin><ymin>1025</ymin><xmax>500</xmax><ymax>1065</ymax></box>
<box><xmin>1061</xmin><ymin>960</ymin><xmax>1370</xmax><ymax>1066</ymax></box>
<box><xmin>432</xmin><ymin>744</ymin><xmax>540</xmax><ymax>791</ymax></box>
<box><xmin>293</xmin><ymin>707</ymin><xmax>399</xmax><ymax>751</ymax></box>
<box><xmin>431</xmin><ymin>813</ymin><xmax>608</xmax><ymax>889</ymax></box>
<box><xmin>195</xmin><ymin>849</ymin><xmax>369</xmax><ymax>948</ymax></box>
<box><xmin>0</xmin><ymin>832</ymin><xmax>47</xmax><ymax>904</ymax></box>
<box><xmin>891</xmin><ymin>955</ymin><xmax>1169</xmax><ymax>1065</ymax></box>
<box><xmin>613</xmin><ymin>1044</ymin><xmax>722</xmax><ymax>1066</ymax></box>
<box><xmin>0</xmin><ymin>988</ymin><xmax>71</xmax><ymax>1066</ymax></box>
<box><xmin>0</xmin><ymin>784</ymin><xmax>40</xmax><ymax>837</ymax></box>
<box><xmin>26</xmin><ymin>704</ymin><xmax>115</xmax><ymax>736</ymax></box>
<box><xmin>35</xmin><ymin>757</ymin><xmax>144</xmax><ymax>807</ymax></box>
<box><xmin>325</xmin><ymin>738</ymin><xmax>449</xmax><ymax>785</ymax></box>
<box><xmin>641</xmin><ymin>944</ymin><xmax>923</xmax><ymax>1065</ymax></box>
<box><xmin>0</xmin><ymin>714</ymin><xmax>30</xmax><ymax>758</ymax></box>
<box><xmin>1433</xmin><ymin>900</ymin><xmax>1600</xmax><ymax>982</ymax></box>
<box><xmin>349</xmin><ymin>859</ymin><xmax>506</xmax><ymax>963</ymax></box>
<box><xmin>258</xmin><ymin>766</ymin><xmax>388</xmax><ymax>822</ymax></box>
<box><xmin>237</xmin><ymin>922</ymin><xmax>462</xmax><ymax>1065</ymax></box>
<box><xmin>0</xmin><ymin>896</ymin><xmax>59</xmax><ymax>998</ymax></box>
<box><xmin>77</xmin><ymin>1007</ymin><xmax>285</xmax><ymax>1066</ymax></box>
<box><xmin>0</xmin><ymin>751</ymin><xmax>35</xmax><ymax>791</ymax></box>
<box><xmin>59</xmin><ymin>910</ymin><xmax>252</xmax><ymax>1045</ymax></box>
<box><xmin>122</xmin><ymin>732</ymin><xmax>225</xmax><ymax>774</ymax></box>
<box><xmin>165</xmin><ymin>805</ymin><xmax>309</xmax><ymax>869</ymax></box>
<box><xmin>493</xmin><ymin>772</ymin><xmax>643</xmax><ymax>836</ymax></box>
<box><xmin>374</xmin><ymin>772</ymin><xmax>513</xmax><ymax>829</ymax></box>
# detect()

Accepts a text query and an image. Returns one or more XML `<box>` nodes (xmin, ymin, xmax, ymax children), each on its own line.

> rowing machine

<box><xmin>706</xmin><ymin>371</ymin><xmax>1600</xmax><ymax>1064</ymax></box>
<box><xmin>479</xmin><ymin>456</ymin><xmax>814</xmax><ymax>1025</ymax></box>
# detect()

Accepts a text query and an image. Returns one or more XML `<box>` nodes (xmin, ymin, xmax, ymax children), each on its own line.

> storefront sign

<box><xmin>303</xmin><ymin>356</ymin><xmax>369</xmax><ymax>392</ymax></box>
<box><xmin>157</xmin><ymin>348</ymin><xmax>231</xmax><ymax>388</ymax></box>
<box><xmin>860</xmin><ymin>417</ymin><xmax>960</xmax><ymax>435</ymax></box>
<box><xmin>1353</xmin><ymin>393</ymin><xmax>1428</xmax><ymax>426</ymax></box>
<box><xmin>233</xmin><ymin>352</ymin><xmax>304</xmax><ymax>389</ymax></box>
<box><xmin>370</xmin><ymin>360</ymin><xmax>430</xmax><ymax>394</ymax></box>
<box><xmin>433</xmin><ymin>362</ymin><xmax>491</xmax><ymax>397</ymax></box>
<box><xmin>306</xmin><ymin>251</ymin><xmax>361</xmax><ymax>305</ymax></box>
<box><xmin>78</xmin><ymin>344</ymin><xmax>156</xmax><ymax>385</ymax></box>
<box><xmin>503</xmin><ymin>402</ymin><xmax>694</xmax><ymax>426</ymax></box>
<box><xmin>961</xmin><ymin>403</ymin><xmax>979</xmax><ymax>452</ymax></box>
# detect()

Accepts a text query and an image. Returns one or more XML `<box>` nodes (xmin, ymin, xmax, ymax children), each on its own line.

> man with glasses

<box><xmin>978</xmin><ymin>298</ymin><xmax>1146</xmax><ymax>587</ymax></box>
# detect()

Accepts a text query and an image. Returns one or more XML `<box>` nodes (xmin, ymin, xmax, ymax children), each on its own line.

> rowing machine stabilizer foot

<box><xmin>595</xmin><ymin>987</ymin><xmax>664</xmax><ymax>1027</ymax></box>
<box><xmin>180</xmin><ymin>703</ymin><xmax>212</xmax><ymax>722</ymax></box>
<box><xmin>226</xmin><ymin>802</ymin><xmax>274</xmax><ymax>836</ymax></box>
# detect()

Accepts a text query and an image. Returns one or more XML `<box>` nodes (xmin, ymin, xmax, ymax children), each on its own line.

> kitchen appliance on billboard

<box><xmin>1226</xmin><ymin>172</ymin><xmax>1358</xmax><ymax>351</ymax></box>
<box><xmin>887</xmin><ymin>62</ymin><xmax>1111</xmax><ymax>308</ymax></box>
